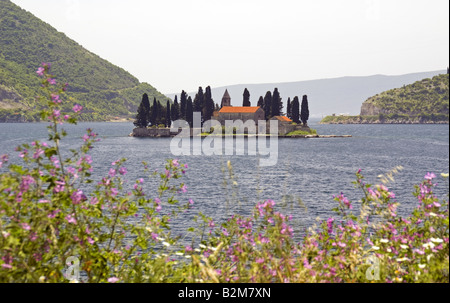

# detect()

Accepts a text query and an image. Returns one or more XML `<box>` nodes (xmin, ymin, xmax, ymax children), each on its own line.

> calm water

<box><xmin>0</xmin><ymin>121</ymin><xmax>448</xmax><ymax>238</ymax></box>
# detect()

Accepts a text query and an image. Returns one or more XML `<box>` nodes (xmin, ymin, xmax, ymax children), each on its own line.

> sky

<box><xmin>10</xmin><ymin>0</ymin><xmax>450</xmax><ymax>94</ymax></box>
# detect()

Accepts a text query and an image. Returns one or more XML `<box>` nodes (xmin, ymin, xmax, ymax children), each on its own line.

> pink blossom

<box><xmin>108</xmin><ymin>277</ymin><xmax>119</xmax><ymax>283</ymax></box>
<box><xmin>33</xmin><ymin>149</ymin><xmax>44</xmax><ymax>159</ymax></box>
<box><xmin>87</xmin><ymin>237</ymin><xmax>95</xmax><ymax>245</ymax></box>
<box><xmin>48</xmin><ymin>78</ymin><xmax>56</xmax><ymax>85</ymax></box>
<box><xmin>256</xmin><ymin>258</ymin><xmax>265</xmax><ymax>264</ymax></box>
<box><xmin>172</xmin><ymin>159</ymin><xmax>179</xmax><ymax>167</ymax></box>
<box><xmin>65</xmin><ymin>214</ymin><xmax>77</xmax><ymax>225</ymax></box>
<box><xmin>424</xmin><ymin>172</ymin><xmax>436</xmax><ymax>180</ymax></box>
<box><xmin>51</xmin><ymin>94</ymin><xmax>61</xmax><ymax>104</ymax></box>
<box><xmin>21</xmin><ymin>223</ymin><xmax>31</xmax><ymax>231</ymax></box>
<box><xmin>64</xmin><ymin>115</ymin><xmax>70</xmax><ymax>120</ymax></box>
<box><xmin>181</xmin><ymin>184</ymin><xmax>188</xmax><ymax>193</ymax></box>
<box><xmin>36</xmin><ymin>67</ymin><xmax>45</xmax><ymax>76</ymax></box>
<box><xmin>73</xmin><ymin>104</ymin><xmax>83</xmax><ymax>113</ymax></box>
<box><xmin>71</xmin><ymin>190</ymin><xmax>85</xmax><ymax>205</ymax></box>
<box><xmin>188</xmin><ymin>199</ymin><xmax>194</xmax><ymax>205</ymax></box>
<box><xmin>119</xmin><ymin>167</ymin><xmax>127</xmax><ymax>175</ymax></box>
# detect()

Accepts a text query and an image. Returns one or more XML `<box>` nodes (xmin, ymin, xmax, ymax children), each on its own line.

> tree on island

<box><xmin>286</xmin><ymin>97</ymin><xmax>292</xmax><ymax>119</ymax></box>
<box><xmin>291</xmin><ymin>96</ymin><xmax>300</xmax><ymax>124</ymax></box>
<box><xmin>171</xmin><ymin>95</ymin><xmax>180</xmax><ymax>122</ymax></box>
<box><xmin>193</xmin><ymin>87</ymin><xmax>204</xmax><ymax>113</ymax></box>
<box><xmin>257</xmin><ymin>96</ymin><xmax>264</xmax><ymax>108</ymax></box>
<box><xmin>301</xmin><ymin>95</ymin><xmax>310</xmax><ymax>126</ymax></box>
<box><xmin>186</xmin><ymin>96</ymin><xmax>193</xmax><ymax>127</ymax></box>
<box><xmin>203</xmin><ymin>86</ymin><xmax>215</xmax><ymax>123</ymax></box>
<box><xmin>243</xmin><ymin>88</ymin><xmax>251</xmax><ymax>107</ymax></box>
<box><xmin>133</xmin><ymin>94</ymin><xmax>150</xmax><ymax>128</ymax></box>
<box><xmin>166</xmin><ymin>100</ymin><xmax>171</xmax><ymax>127</ymax></box>
<box><xmin>263</xmin><ymin>91</ymin><xmax>272</xmax><ymax>120</ymax></box>
<box><xmin>180</xmin><ymin>91</ymin><xmax>187</xmax><ymax>120</ymax></box>
<box><xmin>271</xmin><ymin>88</ymin><xmax>282</xmax><ymax>117</ymax></box>
<box><xmin>150</xmin><ymin>97</ymin><xmax>158</xmax><ymax>126</ymax></box>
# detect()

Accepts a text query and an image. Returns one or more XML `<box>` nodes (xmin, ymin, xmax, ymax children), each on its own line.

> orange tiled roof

<box><xmin>273</xmin><ymin>116</ymin><xmax>292</xmax><ymax>122</ymax></box>
<box><xmin>219</xmin><ymin>106</ymin><xmax>261</xmax><ymax>114</ymax></box>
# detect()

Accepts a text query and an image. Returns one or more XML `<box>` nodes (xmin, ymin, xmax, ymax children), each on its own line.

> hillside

<box><xmin>321</xmin><ymin>73</ymin><xmax>449</xmax><ymax>124</ymax></box>
<box><xmin>166</xmin><ymin>70</ymin><xmax>445</xmax><ymax>119</ymax></box>
<box><xmin>0</xmin><ymin>0</ymin><xmax>169</xmax><ymax>122</ymax></box>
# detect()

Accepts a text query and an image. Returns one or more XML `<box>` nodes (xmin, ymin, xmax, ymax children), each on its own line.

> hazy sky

<box><xmin>10</xmin><ymin>0</ymin><xmax>450</xmax><ymax>94</ymax></box>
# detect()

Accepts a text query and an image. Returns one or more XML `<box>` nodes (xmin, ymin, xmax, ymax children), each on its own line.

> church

<box><xmin>212</xmin><ymin>90</ymin><xmax>265</xmax><ymax>125</ymax></box>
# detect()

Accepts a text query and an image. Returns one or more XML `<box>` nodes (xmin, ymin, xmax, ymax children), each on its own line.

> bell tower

<box><xmin>221</xmin><ymin>89</ymin><xmax>231</xmax><ymax>108</ymax></box>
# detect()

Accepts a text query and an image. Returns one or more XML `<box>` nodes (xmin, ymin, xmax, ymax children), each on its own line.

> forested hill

<box><xmin>321</xmin><ymin>73</ymin><xmax>449</xmax><ymax>124</ymax></box>
<box><xmin>360</xmin><ymin>74</ymin><xmax>449</xmax><ymax>119</ymax></box>
<box><xmin>0</xmin><ymin>0</ymin><xmax>169</xmax><ymax>122</ymax></box>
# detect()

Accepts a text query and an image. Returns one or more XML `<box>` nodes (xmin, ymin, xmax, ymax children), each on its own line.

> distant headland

<box><xmin>321</xmin><ymin>73</ymin><xmax>449</xmax><ymax>125</ymax></box>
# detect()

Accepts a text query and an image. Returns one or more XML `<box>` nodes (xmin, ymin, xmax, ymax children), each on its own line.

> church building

<box><xmin>213</xmin><ymin>90</ymin><xmax>265</xmax><ymax>125</ymax></box>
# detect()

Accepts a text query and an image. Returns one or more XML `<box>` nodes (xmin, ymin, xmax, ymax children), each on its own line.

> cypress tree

<box><xmin>171</xmin><ymin>95</ymin><xmax>180</xmax><ymax>122</ymax></box>
<box><xmin>142</xmin><ymin>93</ymin><xmax>151</xmax><ymax>119</ymax></box>
<box><xmin>166</xmin><ymin>100</ymin><xmax>171</xmax><ymax>127</ymax></box>
<box><xmin>180</xmin><ymin>91</ymin><xmax>187</xmax><ymax>120</ymax></box>
<box><xmin>156</xmin><ymin>101</ymin><xmax>163</xmax><ymax>125</ymax></box>
<box><xmin>271</xmin><ymin>88</ymin><xmax>281</xmax><ymax>117</ymax></box>
<box><xmin>257</xmin><ymin>96</ymin><xmax>264</xmax><ymax>108</ymax></box>
<box><xmin>203</xmin><ymin>86</ymin><xmax>215</xmax><ymax>123</ymax></box>
<box><xmin>263</xmin><ymin>91</ymin><xmax>272</xmax><ymax>120</ymax></box>
<box><xmin>133</xmin><ymin>99</ymin><xmax>148</xmax><ymax>128</ymax></box>
<box><xmin>193</xmin><ymin>87</ymin><xmax>204</xmax><ymax>113</ymax></box>
<box><xmin>186</xmin><ymin>96</ymin><xmax>194</xmax><ymax>127</ymax></box>
<box><xmin>291</xmin><ymin>96</ymin><xmax>300</xmax><ymax>124</ymax></box>
<box><xmin>287</xmin><ymin>97</ymin><xmax>292</xmax><ymax>119</ymax></box>
<box><xmin>150</xmin><ymin>98</ymin><xmax>158</xmax><ymax>126</ymax></box>
<box><xmin>243</xmin><ymin>88</ymin><xmax>251</xmax><ymax>107</ymax></box>
<box><xmin>301</xmin><ymin>95</ymin><xmax>310</xmax><ymax>126</ymax></box>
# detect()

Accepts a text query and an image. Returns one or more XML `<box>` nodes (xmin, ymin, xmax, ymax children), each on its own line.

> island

<box><xmin>321</xmin><ymin>73</ymin><xmax>449</xmax><ymax>124</ymax></box>
<box><xmin>131</xmin><ymin>89</ymin><xmax>351</xmax><ymax>138</ymax></box>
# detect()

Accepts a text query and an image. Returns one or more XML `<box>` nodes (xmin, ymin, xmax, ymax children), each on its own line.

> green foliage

<box><xmin>364</xmin><ymin>74</ymin><xmax>449</xmax><ymax>120</ymax></box>
<box><xmin>0</xmin><ymin>0</ymin><xmax>169</xmax><ymax>122</ymax></box>
<box><xmin>286</xmin><ymin>128</ymin><xmax>317</xmax><ymax>136</ymax></box>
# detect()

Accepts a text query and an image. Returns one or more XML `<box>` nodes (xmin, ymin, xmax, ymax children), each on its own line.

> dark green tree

<box><xmin>287</xmin><ymin>97</ymin><xmax>292</xmax><ymax>119</ymax></box>
<box><xmin>171</xmin><ymin>95</ymin><xmax>180</xmax><ymax>122</ymax></box>
<box><xmin>203</xmin><ymin>86</ymin><xmax>215</xmax><ymax>123</ymax></box>
<box><xmin>257</xmin><ymin>96</ymin><xmax>264</xmax><ymax>108</ymax></box>
<box><xmin>263</xmin><ymin>91</ymin><xmax>272</xmax><ymax>120</ymax></box>
<box><xmin>180</xmin><ymin>91</ymin><xmax>187</xmax><ymax>120</ymax></box>
<box><xmin>133</xmin><ymin>99</ymin><xmax>148</xmax><ymax>128</ymax></box>
<box><xmin>243</xmin><ymin>88</ymin><xmax>251</xmax><ymax>107</ymax></box>
<box><xmin>166</xmin><ymin>100</ymin><xmax>171</xmax><ymax>127</ymax></box>
<box><xmin>193</xmin><ymin>87</ymin><xmax>204</xmax><ymax>113</ymax></box>
<box><xmin>301</xmin><ymin>95</ymin><xmax>310</xmax><ymax>126</ymax></box>
<box><xmin>150</xmin><ymin>97</ymin><xmax>158</xmax><ymax>126</ymax></box>
<box><xmin>271</xmin><ymin>88</ymin><xmax>281</xmax><ymax>117</ymax></box>
<box><xmin>291</xmin><ymin>96</ymin><xmax>300</xmax><ymax>124</ymax></box>
<box><xmin>142</xmin><ymin>93</ymin><xmax>151</xmax><ymax>115</ymax></box>
<box><xmin>186</xmin><ymin>96</ymin><xmax>194</xmax><ymax>127</ymax></box>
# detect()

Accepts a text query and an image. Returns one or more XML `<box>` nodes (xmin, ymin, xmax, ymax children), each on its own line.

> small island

<box><xmin>131</xmin><ymin>88</ymin><xmax>351</xmax><ymax>138</ymax></box>
<box><xmin>321</xmin><ymin>73</ymin><xmax>449</xmax><ymax>124</ymax></box>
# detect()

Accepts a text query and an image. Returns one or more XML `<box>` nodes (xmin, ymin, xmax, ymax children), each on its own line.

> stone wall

<box><xmin>132</xmin><ymin>128</ymin><xmax>171</xmax><ymax>137</ymax></box>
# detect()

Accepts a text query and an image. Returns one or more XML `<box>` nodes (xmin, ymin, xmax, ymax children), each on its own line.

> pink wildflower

<box><xmin>73</xmin><ymin>104</ymin><xmax>83</xmax><ymax>113</ymax></box>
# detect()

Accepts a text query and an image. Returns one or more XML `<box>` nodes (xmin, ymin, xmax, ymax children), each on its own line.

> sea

<box><xmin>0</xmin><ymin>120</ymin><xmax>448</xmax><ymax>239</ymax></box>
